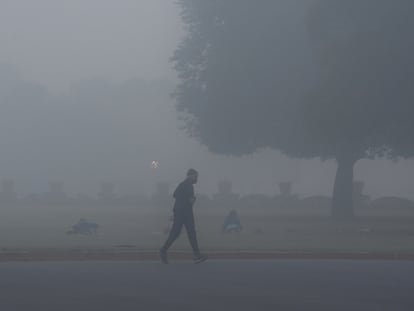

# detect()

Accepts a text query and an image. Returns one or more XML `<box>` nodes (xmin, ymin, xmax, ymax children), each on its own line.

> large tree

<box><xmin>172</xmin><ymin>0</ymin><xmax>414</xmax><ymax>219</ymax></box>
<box><xmin>305</xmin><ymin>0</ymin><xmax>414</xmax><ymax>218</ymax></box>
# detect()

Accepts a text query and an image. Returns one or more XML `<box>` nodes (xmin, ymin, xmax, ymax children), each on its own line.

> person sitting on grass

<box><xmin>222</xmin><ymin>210</ymin><xmax>242</xmax><ymax>233</ymax></box>
<box><xmin>67</xmin><ymin>218</ymin><xmax>98</xmax><ymax>235</ymax></box>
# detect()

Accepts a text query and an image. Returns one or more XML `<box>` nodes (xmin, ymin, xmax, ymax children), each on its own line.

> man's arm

<box><xmin>173</xmin><ymin>183</ymin><xmax>183</xmax><ymax>199</ymax></box>
<box><xmin>173</xmin><ymin>182</ymin><xmax>194</xmax><ymax>205</ymax></box>
<box><xmin>189</xmin><ymin>196</ymin><xmax>196</xmax><ymax>205</ymax></box>
<box><xmin>188</xmin><ymin>183</ymin><xmax>196</xmax><ymax>205</ymax></box>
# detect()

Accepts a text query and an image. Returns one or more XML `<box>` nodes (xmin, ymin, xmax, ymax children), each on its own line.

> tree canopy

<box><xmin>173</xmin><ymin>0</ymin><xmax>313</xmax><ymax>155</ymax></box>
<box><xmin>306</xmin><ymin>0</ymin><xmax>414</xmax><ymax>161</ymax></box>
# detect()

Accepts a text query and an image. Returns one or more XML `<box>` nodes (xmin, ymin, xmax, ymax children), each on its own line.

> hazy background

<box><xmin>0</xmin><ymin>0</ymin><xmax>413</xmax><ymax>199</ymax></box>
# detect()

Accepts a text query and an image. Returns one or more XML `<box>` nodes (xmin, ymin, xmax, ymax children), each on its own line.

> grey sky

<box><xmin>0</xmin><ymin>0</ymin><xmax>413</xmax><ymax>200</ymax></box>
<box><xmin>0</xmin><ymin>0</ymin><xmax>182</xmax><ymax>91</ymax></box>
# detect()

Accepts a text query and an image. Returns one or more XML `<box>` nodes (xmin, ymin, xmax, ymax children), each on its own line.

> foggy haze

<box><xmin>1</xmin><ymin>0</ymin><xmax>413</xmax><ymax>200</ymax></box>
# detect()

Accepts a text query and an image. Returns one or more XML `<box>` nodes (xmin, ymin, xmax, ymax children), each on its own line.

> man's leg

<box><xmin>161</xmin><ymin>210</ymin><xmax>184</xmax><ymax>253</ymax></box>
<box><xmin>183</xmin><ymin>209</ymin><xmax>201</xmax><ymax>257</ymax></box>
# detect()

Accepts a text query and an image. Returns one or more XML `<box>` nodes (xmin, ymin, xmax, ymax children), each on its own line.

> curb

<box><xmin>1</xmin><ymin>249</ymin><xmax>414</xmax><ymax>262</ymax></box>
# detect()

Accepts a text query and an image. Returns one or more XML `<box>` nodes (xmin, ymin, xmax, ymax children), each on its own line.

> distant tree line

<box><xmin>1</xmin><ymin>179</ymin><xmax>412</xmax><ymax>210</ymax></box>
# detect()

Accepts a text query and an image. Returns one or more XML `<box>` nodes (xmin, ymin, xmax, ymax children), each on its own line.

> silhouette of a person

<box><xmin>160</xmin><ymin>168</ymin><xmax>207</xmax><ymax>264</ymax></box>
<box><xmin>222</xmin><ymin>210</ymin><xmax>242</xmax><ymax>233</ymax></box>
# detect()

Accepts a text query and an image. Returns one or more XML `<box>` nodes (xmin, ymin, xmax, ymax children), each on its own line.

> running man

<box><xmin>160</xmin><ymin>168</ymin><xmax>207</xmax><ymax>264</ymax></box>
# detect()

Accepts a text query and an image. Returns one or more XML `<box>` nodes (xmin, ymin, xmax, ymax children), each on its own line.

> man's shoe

<box><xmin>160</xmin><ymin>249</ymin><xmax>168</xmax><ymax>264</ymax></box>
<box><xmin>193</xmin><ymin>254</ymin><xmax>208</xmax><ymax>264</ymax></box>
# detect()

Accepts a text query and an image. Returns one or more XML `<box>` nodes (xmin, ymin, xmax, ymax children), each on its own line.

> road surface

<box><xmin>0</xmin><ymin>260</ymin><xmax>413</xmax><ymax>310</ymax></box>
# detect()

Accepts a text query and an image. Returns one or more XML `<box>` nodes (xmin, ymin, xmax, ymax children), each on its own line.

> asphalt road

<box><xmin>0</xmin><ymin>260</ymin><xmax>413</xmax><ymax>311</ymax></box>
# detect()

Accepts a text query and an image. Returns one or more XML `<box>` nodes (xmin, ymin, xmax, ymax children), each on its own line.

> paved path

<box><xmin>0</xmin><ymin>260</ymin><xmax>413</xmax><ymax>311</ymax></box>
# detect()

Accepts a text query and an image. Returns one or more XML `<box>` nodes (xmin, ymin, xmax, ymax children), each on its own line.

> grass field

<box><xmin>0</xmin><ymin>205</ymin><xmax>414</xmax><ymax>253</ymax></box>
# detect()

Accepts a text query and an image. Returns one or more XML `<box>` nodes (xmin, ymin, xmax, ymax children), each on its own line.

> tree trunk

<box><xmin>332</xmin><ymin>156</ymin><xmax>357</xmax><ymax>220</ymax></box>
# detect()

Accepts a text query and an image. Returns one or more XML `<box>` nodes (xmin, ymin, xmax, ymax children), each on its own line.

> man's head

<box><xmin>186</xmin><ymin>168</ymin><xmax>198</xmax><ymax>184</ymax></box>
